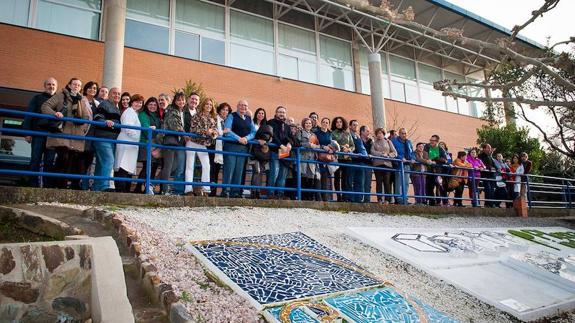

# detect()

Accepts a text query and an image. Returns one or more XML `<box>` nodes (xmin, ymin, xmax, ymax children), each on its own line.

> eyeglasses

<box><xmin>429</xmin><ymin>139</ymin><xmax>438</xmax><ymax>142</ymax></box>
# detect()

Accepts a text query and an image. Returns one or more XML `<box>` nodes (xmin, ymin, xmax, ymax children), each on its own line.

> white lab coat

<box><xmin>214</xmin><ymin>115</ymin><xmax>225</xmax><ymax>164</ymax></box>
<box><xmin>114</xmin><ymin>107</ymin><xmax>141</xmax><ymax>174</ymax></box>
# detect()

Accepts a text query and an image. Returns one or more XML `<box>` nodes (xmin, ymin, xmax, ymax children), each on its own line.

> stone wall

<box><xmin>0</xmin><ymin>243</ymin><xmax>92</xmax><ymax>322</ymax></box>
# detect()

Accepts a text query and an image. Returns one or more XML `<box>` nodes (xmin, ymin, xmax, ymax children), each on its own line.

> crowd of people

<box><xmin>22</xmin><ymin>76</ymin><xmax>533</xmax><ymax>207</ymax></box>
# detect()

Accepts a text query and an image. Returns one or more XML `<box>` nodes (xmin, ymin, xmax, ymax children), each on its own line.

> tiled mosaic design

<box><xmin>190</xmin><ymin>232</ymin><xmax>380</xmax><ymax>305</ymax></box>
<box><xmin>265</xmin><ymin>287</ymin><xmax>458</xmax><ymax>323</ymax></box>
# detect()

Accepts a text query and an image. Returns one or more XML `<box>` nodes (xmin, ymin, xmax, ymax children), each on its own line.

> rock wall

<box><xmin>0</xmin><ymin>243</ymin><xmax>92</xmax><ymax>322</ymax></box>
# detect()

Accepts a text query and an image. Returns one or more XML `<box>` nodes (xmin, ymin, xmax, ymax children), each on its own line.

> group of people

<box><xmin>22</xmin><ymin>76</ymin><xmax>532</xmax><ymax>206</ymax></box>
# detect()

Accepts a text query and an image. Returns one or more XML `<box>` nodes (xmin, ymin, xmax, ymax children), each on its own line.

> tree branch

<box><xmin>517</xmin><ymin>105</ymin><xmax>574</xmax><ymax>158</ymax></box>
<box><xmin>509</xmin><ymin>0</ymin><xmax>560</xmax><ymax>40</ymax></box>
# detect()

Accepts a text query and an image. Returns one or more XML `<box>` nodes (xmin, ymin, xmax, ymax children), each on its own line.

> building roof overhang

<box><xmin>259</xmin><ymin>0</ymin><xmax>544</xmax><ymax>75</ymax></box>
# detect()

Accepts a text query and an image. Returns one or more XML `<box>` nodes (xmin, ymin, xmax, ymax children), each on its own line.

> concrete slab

<box><xmin>345</xmin><ymin>226</ymin><xmax>575</xmax><ymax>321</ymax></box>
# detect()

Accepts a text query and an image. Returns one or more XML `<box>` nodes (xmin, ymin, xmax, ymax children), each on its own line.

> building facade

<box><xmin>0</xmin><ymin>0</ymin><xmax>539</xmax><ymax>161</ymax></box>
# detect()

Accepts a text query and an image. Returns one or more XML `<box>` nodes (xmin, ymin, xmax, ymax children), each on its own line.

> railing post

<box><xmin>567</xmin><ymin>181</ymin><xmax>573</xmax><ymax>209</ymax></box>
<box><xmin>145</xmin><ymin>128</ymin><xmax>152</xmax><ymax>194</ymax></box>
<box><xmin>400</xmin><ymin>161</ymin><xmax>407</xmax><ymax>205</ymax></box>
<box><xmin>471</xmin><ymin>170</ymin><xmax>478</xmax><ymax>207</ymax></box>
<box><xmin>296</xmin><ymin>147</ymin><xmax>301</xmax><ymax>201</ymax></box>
<box><xmin>525</xmin><ymin>175</ymin><xmax>532</xmax><ymax>209</ymax></box>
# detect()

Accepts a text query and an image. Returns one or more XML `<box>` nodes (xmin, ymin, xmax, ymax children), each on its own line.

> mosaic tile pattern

<box><xmin>266</xmin><ymin>287</ymin><xmax>458</xmax><ymax>323</ymax></box>
<box><xmin>190</xmin><ymin>232</ymin><xmax>380</xmax><ymax>305</ymax></box>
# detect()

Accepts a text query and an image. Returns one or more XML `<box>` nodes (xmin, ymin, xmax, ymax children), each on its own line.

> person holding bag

<box><xmin>184</xmin><ymin>97</ymin><xmax>218</xmax><ymax>196</ymax></box>
<box><xmin>159</xmin><ymin>92</ymin><xmax>186</xmax><ymax>195</ymax></box>
<box><xmin>297</xmin><ymin>118</ymin><xmax>321</xmax><ymax>201</ymax></box>
<box><xmin>452</xmin><ymin>151</ymin><xmax>472</xmax><ymax>207</ymax></box>
<box><xmin>370</xmin><ymin>128</ymin><xmax>397</xmax><ymax>204</ymax></box>
<box><xmin>40</xmin><ymin>78</ymin><xmax>91</xmax><ymax>189</ymax></box>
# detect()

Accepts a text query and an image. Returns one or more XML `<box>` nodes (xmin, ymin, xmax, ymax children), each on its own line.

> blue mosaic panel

<box><xmin>190</xmin><ymin>232</ymin><xmax>380</xmax><ymax>305</ymax></box>
<box><xmin>323</xmin><ymin>287</ymin><xmax>458</xmax><ymax>323</ymax></box>
<box><xmin>266</xmin><ymin>306</ymin><xmax>319</xmax><ymax>322</ymax></box>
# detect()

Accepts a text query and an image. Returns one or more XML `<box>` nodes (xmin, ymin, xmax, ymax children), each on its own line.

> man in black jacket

<box><xmin>479</xmin><ymin>143</ymin><xmax>496</xmax><ymax>207</ymax></box>
<box><xmin>23</xmin><ymin>77</ymin><xmax>58</xmax><ymax>187</ymax></box>
<box><xmin>266</xmin><ymin>106</ymin><xmax>292</xmax><ymax>198</ymax></box>
<box><xmin>92</xmin><ymin>87</ymin><xmax>121</xmax><ymax>192</ymax></box>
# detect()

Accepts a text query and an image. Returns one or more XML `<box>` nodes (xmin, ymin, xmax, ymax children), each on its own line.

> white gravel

<box><xmin>112</xmin><ymin>206</ymin><xmax>575</xmax><ymax>322</ymax></box>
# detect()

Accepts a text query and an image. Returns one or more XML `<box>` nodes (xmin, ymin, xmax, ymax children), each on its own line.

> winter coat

<box><xmin>114</xmin><ymin>107</ymin><xmax>141</xmax><ymax>174</ymax></box>
<box><xmin>332</xmin><ymin>129</ymin><xmax>354</xmax><ymax>161</ymax></box>
<box><xmin>93</xmin><ymin>99</ymin><xmax>121</xmax><ymax>139</ymax></box>
<box><xmin>189</xmin><ymin>113</ymin><xmax>217</xmax><ymax>147</ymax></box>
<box><xmin>138</xmin><ymin>110</ymin><xmax>161</xmax><ymax>143</ymax></box>
<box><xmin>296</xmin><ymin>129</ymin><xmax>320</xmax><ymax>179</ymax></box>
<box><xmin>371</xmin><ymin>138</ymin><xmax>397</xmax><ymax>168</ymax></box>
<box><xmin>162</xmin><ymin>105</ymin><xmax>185</xmax><ymax>146</ymax></box>
<box><xmin>40</xmin><ymin>88</ymin><xmax>91</xmax><ymax>152</ymax></box>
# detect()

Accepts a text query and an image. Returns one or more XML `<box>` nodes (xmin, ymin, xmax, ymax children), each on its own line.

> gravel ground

<box><xmin>37</xmin><ymin>203</ymin><xmax>575</xmax><ymax>322</ymax></box>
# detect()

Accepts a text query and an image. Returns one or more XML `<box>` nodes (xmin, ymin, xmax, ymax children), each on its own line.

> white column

<box><xmin>102</xmin><ymin>0</ymin><xmax>127</xmax><ymax>89</ymax></box>
<box><xmin>368</xmin><ymin>52</ymin><xmax>386</xmax><ymax>128</ymax></box>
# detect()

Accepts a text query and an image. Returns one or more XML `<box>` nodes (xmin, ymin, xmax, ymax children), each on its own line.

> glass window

<box><xmin>125</xmin><ymin>19</ymin><xmax>169</xmax><ymax>54</ymax></box>
<box><xmin>230</xmin><ymin>43</ymin><xmax>274</xmax><ymax>74</ymax></box>
<box><xmin>0</xmin><ymin>0</ymin><xmax>30</xmax><ymax>26</ymax></box>
<box><xmin>230</xmin><ymin>11</ymin><xmax>274</xmax><ymax>74</ymax></box>
<box><xmin>299</xmin><ymin>60</ymin><xmax>317</xmax><ymax>84</ymax></box>
<box><xmin>176</xmin><ymin>0</ymin><xmax>224</xmax><ymax>35</ymax></box>
<box><xmin>127</xmin><ymin>0</ymin><xmax>169</xmax><ymax>26</ymax></box>
<box><xmin>418</xmin><ymin>63</ymin><xmax>442</xmax><ymax>85</ymax></box>
<box><xmin>319</xmin><ymin>36</ymin><xmax>353</xmax><ymax>91</ymax></box>
<box><xmin>37</xmin><ymin>0</ymin><xmax>100</xmax><ymax>39</ymax></box>
<box><xmin>278</xmin><ymin>54</ymin><xmax>298</xmax><ymax>80</ymax></box>
<box><xmin>175</xmin><ymin>31</ymin><xmax>200</xmax><ymax>60</ymax></box>
<box><xmin>231</xmin><ymin>10</ymin><xmax>273</xmax><ymax>48</ymax></box>
<box><xmin>279</xmin><ymin>24</ymin><xmax>315</xmax><ymax>56</ymax></box>
<box><xmin>444</xmin><ymin>71</ymin><xmax>467</xmax><ymax>114</ymax></box>
<box><xmin>390</xmin><ymin>55</ymin><xmax>416</xmax><ymax>81</ymax></box>
<box><xmin>390</xmin><ymin>81</ymin><xmax>406</xmax><ymax>102</ymax></box>
<box><xmin>54</xmin><ymin>0</ymin><xmax>101</xmax><ymax>10</ymax></box>
<box><xmin>201</xmin><ymin>37</ymin><xmax>225</xmax><ymax>65</ymax></box>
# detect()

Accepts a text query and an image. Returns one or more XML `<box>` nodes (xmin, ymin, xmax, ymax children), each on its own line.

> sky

<box><xmin>444</xmin><ymin>0</ymin><xmax>574</xmax><ymax>139</ymax></box>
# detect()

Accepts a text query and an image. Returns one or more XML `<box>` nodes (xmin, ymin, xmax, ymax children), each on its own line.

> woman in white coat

<box><xmin>114</xmin><ymin>94</ymin><xmax>143</xmax><ymax>192</ymax></box>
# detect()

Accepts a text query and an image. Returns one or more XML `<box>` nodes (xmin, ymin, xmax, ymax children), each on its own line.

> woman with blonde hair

<box><xmin>185</xmin><ymin>97</ymin><xmax>218</xmax><ymax>196</ymax></box>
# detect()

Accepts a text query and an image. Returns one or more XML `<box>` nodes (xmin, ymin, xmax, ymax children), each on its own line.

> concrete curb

<box><xmin>80</xmin><ymin>208</ymin><xmax>190</xmax><ymax>323</ymax></box>
<box><xmin>1</xmin><ymin>186</ymin><xmax>571</xmax><ymax>217</ymax></box>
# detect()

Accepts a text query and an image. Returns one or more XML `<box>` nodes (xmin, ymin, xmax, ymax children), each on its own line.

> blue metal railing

<box><xmin>1</xmin><ymin>107</ymin><xmax>574</xmax><ymax>209</ymax></box>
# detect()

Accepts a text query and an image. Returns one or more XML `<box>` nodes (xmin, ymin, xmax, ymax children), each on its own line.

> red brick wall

<box><xmin>0</xmin><ymin>24</ymin><xmax>484</xmax><ymax>151</ymax></box>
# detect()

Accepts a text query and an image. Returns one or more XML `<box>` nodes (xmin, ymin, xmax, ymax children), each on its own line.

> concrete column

<box><xmin>368</xmin><ymin>52</ymin><xmax>386</xmax><ymax>129</ymax></box>
<box><xmin>102</xmin><ymin>0</ymin><xmax>126</xmax><ymax>89</ymax></box>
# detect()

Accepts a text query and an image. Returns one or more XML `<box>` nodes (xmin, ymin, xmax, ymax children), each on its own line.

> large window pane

<box><xmin>0</xmin><ymin>0</ymin><xmax>30</xmax><ymax>26</ymax></box>
<box><xmin>176</xmin><ymin>0</ymin><xmax>224</xmax><ymax>35</ymax></box>
<box><xmin>53</xmin><ymin>0</ymin><xmax>101</xmax><ymax>10</ymax></box>
<box><xmin>125</xmin><ymin>19</ymin><xmax>168</xmax><ymax>54</ymax></box>
<box><xmin>127</xmin><ymin>0</ymin><xmax>169</xmax><ymax>26</ymax></box>
<box><xmin>230</xmin><ymin>43</ymin><xmax>274</xmax><ymax>74</ymax></box>
<box><xmin>419</xmin><ymin>63</ymin><xmax>442</xmax><ymax>85</ymax></box>
<box><xmin>37</xmin><ymin>0</ymin><xmax>100</xmax><ymax>39</ymax></box>
<box><xmin>231</xmin><ymin>11</ymin><xmax>273</xmax><ymax>48</ymax></box>
<box><xmin>201</xmin><ymin>37</ymin><xmax>225</xmax><ymax>65</ymax></box>
<box><xmin>279</xmin><ymin>24</ymin><xmax>315</xmax><ymax>56</ymax></box>
<box><xmin>175</xmin><ymin>31</ymin><xmax>200</xmax><ymax>60</ymax></box>
<box><xmin>391</xmin><ymin>81</ymin><xmax>406</xmax><ymax>102</ymax></box>
<box><xmin>421</xmin><ymin>88</ymin><xmax>445</xmax><ymax>110</ymax></box>
<box><xmin>278</xmin><ymin>54</ymin><xmax>298</xmax><ymax>80</ymax></box>
<box><xmin>390</xmin><ymin>55</ymin><xmax>416</xmax><ymax>81</ymax></box>
<box><xmin>299</xmin><ymin>60</ymin><xmax>317</xmax><ymax>83</ymax></box>
<box><xmin>319</xmin><ymin>36</ymin><xmax>353</xmax><ymax>90</ymax></box>
<box><xmin>445</xmin><ymin>71</ymin><xmax>467</xmax><ymax>114</ymax></box>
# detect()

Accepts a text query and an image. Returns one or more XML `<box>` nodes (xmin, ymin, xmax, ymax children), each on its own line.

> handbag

<box><xmin>447</xmin><ymin>177</ymin><xmax>460</xmax><ymax>192</ymax></box>
<box><xmin>318</xmin><ymin>152</ymin><xmax>335</xmax><ymax>163</ymax></box>
<box><xmin>252</xmin><ymin>144</ymin><xmax>271</xmax><ymax>161</ymax></box>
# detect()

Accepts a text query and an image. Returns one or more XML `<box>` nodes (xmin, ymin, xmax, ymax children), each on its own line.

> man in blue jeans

<box><xmin>92</xmin><ymin>87</ymin><xmax>121</xmax><ymax>192</ymax></box>
<box><xmin>391</xmin><ymin>128</ymin><xmax>414</xmax><ymax>204</ymax></box>
<box><xmin>23</xmin><ymin>77</ymin><xmax>58</xmax><ymax>187</ymax></box>
<box><xmin>222</xmin><ymin>100</ymin><xmax>256</xmax><ymax>198</ymax></box>
<box><xmin>267</xmin><ymin>106</ymin><xmax>292</xmax><ymax>199</ymax></box>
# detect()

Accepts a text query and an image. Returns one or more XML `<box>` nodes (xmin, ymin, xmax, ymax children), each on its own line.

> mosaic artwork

<box><xmin>393</xmin><ymin>230</ymin><xmax>527</xmax><ymax>256</ymax></box>
<box><xmin>264</xmin><ymin>287</ymin><xmax>458</xmax><ymax>323</ymax></box>
<box><xmin>511</xmin><ymin>251</ymin><xmax>575</xmax><ymax>284</ymax></box>
<box><xmin>509</xmin><ymin>229</ymin><xmax>575</xmax><ymax>250</ymax></box>
<box><xmin>189</xmin><ymin>232</ymin><xmax>381</xmax><ymax>306</ymax></box>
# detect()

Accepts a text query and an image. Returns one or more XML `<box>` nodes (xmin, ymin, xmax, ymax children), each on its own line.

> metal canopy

<box><xmin>262</xmin><ymin>0</ymin><xmax>542</xmax><ymax>74</ymax></box>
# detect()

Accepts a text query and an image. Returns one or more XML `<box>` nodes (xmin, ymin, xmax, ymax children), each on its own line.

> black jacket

<box><xmin>23</xmin><ymin>92</ymin><xmax>53</xmax><ymax>131</ymax></box>
<box><xmin>183</xmin><ymin>108</ymin><xmax>195</xmax><ymax>133</ymax></box>
<box><xmin>478</xmin><ymin>152</ymin><xmax>495</xmax><ymax>178</ymax></box>
<box><xmin>93</xmin><ymin>99</ymin><xmax>121</xmax><ymax>139</ymax></box>
<box><xmin>267</xmin><ymin>118</ymin><xmax>293</xmax><ymax>153</ymax></box>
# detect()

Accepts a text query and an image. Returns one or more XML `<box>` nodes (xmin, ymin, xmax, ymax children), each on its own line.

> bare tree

<box><xmin>338</xmin><ymin>0</ymin><xmax>575</xmax><ymax>159</ymax></box>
